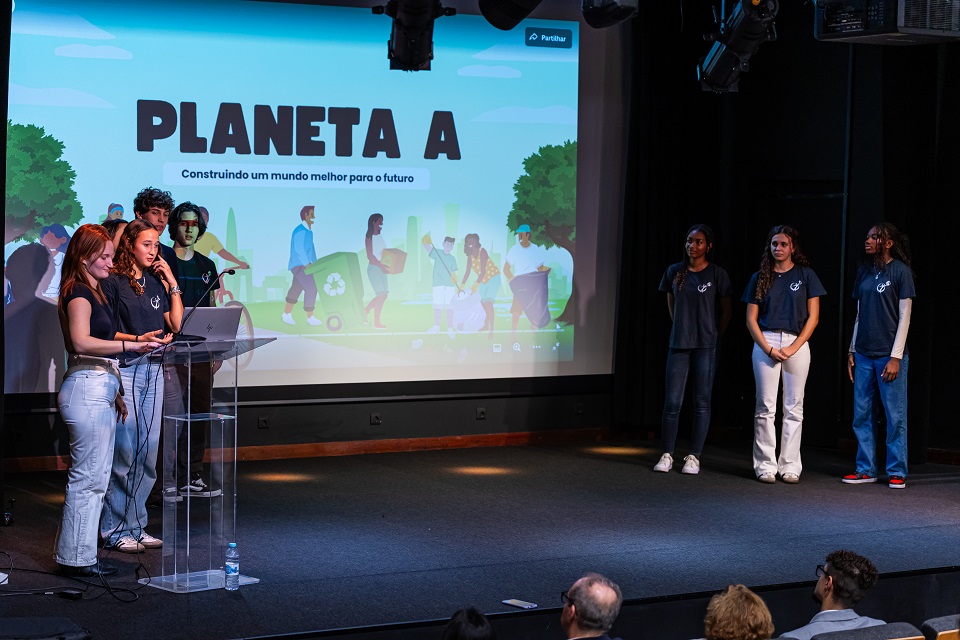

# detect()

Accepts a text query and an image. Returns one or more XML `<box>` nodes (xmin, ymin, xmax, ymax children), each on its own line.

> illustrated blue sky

<box><xmin>7</xmin><ymin>0</ymin><xmax>579</xmax><ymax>279</ymax></box>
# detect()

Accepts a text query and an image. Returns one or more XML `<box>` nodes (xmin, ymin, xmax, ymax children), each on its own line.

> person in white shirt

<box><xmin>503</xmin><ymin>224</ymin><xmax>548</xmax><ymax>340</ymax></box>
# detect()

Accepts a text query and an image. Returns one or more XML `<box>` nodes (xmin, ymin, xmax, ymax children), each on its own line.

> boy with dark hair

<box><xmin>165</xmin><ymin>201</ymin><xmax>221</xmax><ymax>497</ymax></box>
<box><xmin>133</xmin><ymin>186</ymin><xmax>179</xmax><ymax>281</ymax></box>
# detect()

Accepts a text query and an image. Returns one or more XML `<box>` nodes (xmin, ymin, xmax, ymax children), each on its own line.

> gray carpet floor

<box><xmin>0</xmin><ymin>442</ymin><xmax>957</xmax><ymax>639</ymax></box>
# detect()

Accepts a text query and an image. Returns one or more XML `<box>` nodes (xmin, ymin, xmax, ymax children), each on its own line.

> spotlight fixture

<box><xmin>581</xmin><ymin>0</ymin><xmax>639</xmax><ymax>28</ymax></box>
<box><xmin>479</xmin><ymin>0</ymin><xmax>544</xmax><ymax>31</ymax></box>
<box><xmin>373</xmin><ymin>0</ymin><xmax>455</xmax><ymax>71</ymax></box>
<box><xmin>479</xmin><ymin>0</ymin><xmax>637</xmax><ymax>31</ymax></box>
<box><xmin>697</xmin><ymin>0</ymin><xmax>778</xmax><ymax>92</ymax></box>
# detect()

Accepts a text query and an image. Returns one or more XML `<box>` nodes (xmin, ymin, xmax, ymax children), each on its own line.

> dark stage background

<box><xmin>617</xmin><ymin>0</ymin><xmax>960</xmax><ymax>457</ymax></box>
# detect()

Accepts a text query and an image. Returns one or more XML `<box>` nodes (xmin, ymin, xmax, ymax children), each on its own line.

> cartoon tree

<box><xmin>5</xmin><ymin>121</ymin><xmax>83</xmax><ymax>245</ymax></box>
<box><xmin>506</xmin><ymin>140</ymin><xmax>577</xmax><ymax>325</ymax></box>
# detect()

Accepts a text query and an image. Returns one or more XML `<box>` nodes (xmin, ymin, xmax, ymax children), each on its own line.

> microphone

<box><xmin>174</xmin><ymin>268</ymin><xmax>236</xmax><ymax>342</ymax></box>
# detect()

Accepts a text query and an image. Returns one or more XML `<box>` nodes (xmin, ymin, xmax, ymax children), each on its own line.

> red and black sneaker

<box><xmin>888</xmin><ymin>476</ymin><xmax>906</xmax><ymax>489</ymax></box>
<box><xmin>841</xmin><ymin>472</ymin><xmax>877</xmax><ymax>484</ymax></box>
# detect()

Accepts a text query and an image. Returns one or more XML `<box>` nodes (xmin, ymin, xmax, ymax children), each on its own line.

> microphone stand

<box><xmin>173</xmin><ymin>268</ymin><xmax>236</xmax><ymax>342</ymax></box>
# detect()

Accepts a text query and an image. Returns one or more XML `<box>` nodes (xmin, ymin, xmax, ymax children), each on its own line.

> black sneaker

<box><xmin>179</xmin><ymin>476</ymin><xmax>221</xmax><ymax>497</ymax></box>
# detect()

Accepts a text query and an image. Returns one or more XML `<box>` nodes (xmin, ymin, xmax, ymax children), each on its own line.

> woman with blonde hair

<box><xmin>54</xmin><ymin>224</ymin><xmax>159</xmax><ymax>576</ymax></box>
<box><xmin>704</xmin><ymin>584</ymin><xmax>774</xmax><ymax>640</ymax></box>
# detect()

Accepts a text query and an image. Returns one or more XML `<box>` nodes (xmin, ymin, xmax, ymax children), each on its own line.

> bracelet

<box><xmin>768</xmin><ymin>346</ymin><xmax>774</xmax><ymax>357</ymax></box>
<box><xmin>135</xmin><ymin>334</ymin><xmax>139</xmax><ymax>342</ymax></box>
<box><xmin>122</xmin><ymin>340</ymin><xmax>126</xmax><ymax>352</ymax></box>
<box><xmin>170</xmin><ymin>286</ymin><xmax>182</xmax><ymax>296</ymax></box>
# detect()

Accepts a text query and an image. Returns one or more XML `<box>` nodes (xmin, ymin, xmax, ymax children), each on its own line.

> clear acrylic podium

<box><xmin>129</xmin><ymin>337</ymin><xmax>274</xmax><ymax>593</ymax></box>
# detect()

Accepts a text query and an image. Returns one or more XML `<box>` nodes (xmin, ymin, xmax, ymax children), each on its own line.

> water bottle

<box><xmin>224</xmin><ymin>542</ymin><xmax>239</xmax><ymax>591</ymax></box>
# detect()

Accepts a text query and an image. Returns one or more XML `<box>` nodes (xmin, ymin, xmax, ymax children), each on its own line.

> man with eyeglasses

<box><xmin>560</xmin><ymin>573</ymin><xmax>624</xmax><ymax>640</ymax></box>
<box><xmin>779</xmin><ymin>550</ymin><xmax>883</xmax><ymax>640</ymax></box>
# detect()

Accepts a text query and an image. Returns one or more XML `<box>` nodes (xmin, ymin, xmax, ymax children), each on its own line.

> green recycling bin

<box><xmin>304</xmin><ymin>252</ymin><xmax>365</xmax><ymax>332</ymax></box>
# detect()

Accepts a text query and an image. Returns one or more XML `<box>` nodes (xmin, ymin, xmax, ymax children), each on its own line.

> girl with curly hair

<box><xmin>99</xmin><ymin>218</ymin><xmax>181</xmax><ymax>553</ymax></box>
<box><xmin>842</xmin><ymin>222</ymin><xmax>915</xmax><ymax>489</ymax></box>
<box><xmin>653</xmin><ymin>224</ymin><xmax>732</xmax><ymax>475</ymax></box>
<box><xmin>743</xmin><ymin>225</ymin><xmax>825</xmax><ymax>484</ymax></box>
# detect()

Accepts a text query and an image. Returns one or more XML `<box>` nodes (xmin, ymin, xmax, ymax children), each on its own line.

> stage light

<box><xmin>479</xmin><ymin>0</ymin><xmax>637</xmax><ymax>30</ymax></box>
<box><xmin>583</xmin><ymin>445</ymin><xmax>656</xmax><ymax>456</ymax></box>
<box><xmin>697</xmin><ymin>0</ymin><xmax>779</xmax><ymax>92</ymax></box>
<box><xmin>247</xmin><ymin>472</ymin><xmax>318</xmax><ymax>483</ymax></box>
<box><xmin>373</xmin><ymin>0</ymin><xmax>456</xmax><ymax>71</ymax></box>
<box><xmin>479</xmin><ymin>0</ymin><xmax>544</xmax><ymax>31</ymax></box>
<box><xmin>448</xmin><ymin>466</ymin><xmax>518</xmax><ymax>476</ymax></box>
<box><xmin>581</xmin><ymin>0</ymin><xmax>639</xmax><ymax>28</ymax></box>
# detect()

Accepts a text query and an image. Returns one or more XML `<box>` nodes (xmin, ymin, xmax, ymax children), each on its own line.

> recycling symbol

<box><xmin>324</xmin><ymin>272</ymin><xmax>346</xmax><ymax>296</ymax></box>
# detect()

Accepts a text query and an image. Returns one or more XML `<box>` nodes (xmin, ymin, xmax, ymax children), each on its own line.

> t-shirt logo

<box><xmin>202</xmin><ymin>271</ymin><xmax>211</xmax><ymax>284</ymax></box>
<box><xmin>151</xmin><ymin>294</ymin><xmax>161</xmax><ymax>310</ymax></box>
<box><xmin>876</xmin><ymin>280</ymin><xmax>891</xmax><ymax>293</ymax></box>
<box><xmin>790</xmin><ymin>280</ymin><xmax>802</xmax><ymax>292</ymax></box>
<box><xmin>697</xmin><ymin>282</ymin><xmax>713</xmax><ymax>294</ymax></box>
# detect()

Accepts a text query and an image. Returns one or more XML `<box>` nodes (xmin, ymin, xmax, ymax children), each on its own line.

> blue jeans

<box><xmin>55</xmin><ymin>370</ymin><xmax>120</xmax><ymax>567</ymax></box>
<box><xmin>100</xmin><ymin>362</ymin><xmax>164</xmax><ymax>544</ymax></box>
<box><xmin>661</xmin><ymin>347</ymin><xmax>717</xmax><ymax>455</ymax></box>
<box><xmin>852</xmin><ymin>353</ymin><xmax>909</xmax><ymax>477</ymax></box>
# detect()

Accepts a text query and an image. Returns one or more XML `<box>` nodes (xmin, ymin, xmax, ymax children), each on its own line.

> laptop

<box><xmin>124</xmin><ymin>306</ymin><xmax>245</xmax><ymax>366</ymax></box>
<box><xmin>177</xmin><ymin>306</ymin><xmax>243</xmax><ymax>342</ymax></box>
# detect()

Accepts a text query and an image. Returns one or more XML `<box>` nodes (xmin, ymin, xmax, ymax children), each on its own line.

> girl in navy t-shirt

<box><xmin>54</xmin><ymin>224</ymin><xmax>159</xmax><ymax>576</ymax></box>
<box><xmin>842</xmin><ymin>223</ymin><xmax>915</xmax><ymax>489</ymax></box>
<box><xmin>653</xmin><ymin>224</ymin><xmax>732</xmax><ymax>475</ymax></box>
<box><xmin>100</xmin><ymin>218</ymin><xmax>182</xmax><ymax>553</ymax></box>
<box><xmin>743</xmin><ymin>225</ymin><xmax>826</xmax><ymax>484</ymax></box>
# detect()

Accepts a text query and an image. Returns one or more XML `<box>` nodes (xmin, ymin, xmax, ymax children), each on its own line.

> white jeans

<box><xmin>752</xmin><ymin>331</ymin><xmax>811</xmax><ymax>476</ymax></box>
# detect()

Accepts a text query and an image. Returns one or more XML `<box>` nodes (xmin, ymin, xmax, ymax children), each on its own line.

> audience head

<box><xmin>441</xmin><ymin>607</ymin><xmax>497</xmax><ymax>640</ymax></box>
<box><xmin>561</xmin><ymin>572</ymin><xmax>623</xmax><ymax>638</ymax></box>
<box><xmin>704</xmin><ymin>584</ymin><xmax>774</xmax><ymax>640</ymax></box>
<box><xmin>818</xmin><ymin>550</ymin><xmax>879</xmax><ymax>609</ymax></box>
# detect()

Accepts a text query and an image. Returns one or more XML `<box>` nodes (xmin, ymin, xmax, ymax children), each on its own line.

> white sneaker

<box><xmin>281</xmin><ymin>313</ymin><xmax>295</xmax><ymax>325</ymax></box>
<box><xmin>306</xmin><ymin>315</ymin><xmax>322</xmax><ymax>326</ymax></box>
<box><xmin>138</xmin><ymin>532</ymin><xmax>163</xmax><ymax>549</ymax></box>
<box><xmin>681</xmin><ymin>455</ymin><xmax>700</xmax><ymax>475</ymax></box>
<box><xmin>758</xmin><ymin>473</ymin><xmax>776</xmax><ymax>484</ymax></box>
<box><xmin>111</xmin><ymin>535</ymin><xmax>145</xmax><ymax>553</ymax></box>
<box><xmin>426</xmin><ymin>325</ymin><xmax>440</xmax><ymax>334</ymax></box>
<box><xmin>653</xmin><ymin>453</ymin><xmax>673</xmax><ymax>472</ymax></box>
<box><xmin>447</xmin><ymin>328</ymin><xmax>456</xmax><ymax>339</ymax></box>
<box><xmin>781</xmin><ymin>472</ymin><xmax>800</xmax><ymax>484</ymax></box>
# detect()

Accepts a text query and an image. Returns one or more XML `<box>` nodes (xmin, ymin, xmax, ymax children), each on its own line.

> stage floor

<box><xmin>1</xmin><ymin>442</ymin><xmax>958</xmax><ymax>639</ymax></box>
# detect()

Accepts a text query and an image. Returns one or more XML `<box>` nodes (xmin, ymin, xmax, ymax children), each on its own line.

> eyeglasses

<box><xmin>816</xmin><ymin>564</ymin><xmax>831</xmax><ymax>578</ymax></box>
<box><xmin>560</xmin><ymin>591</ymin><xmax>574</xmax><ymax>606</ymax></box>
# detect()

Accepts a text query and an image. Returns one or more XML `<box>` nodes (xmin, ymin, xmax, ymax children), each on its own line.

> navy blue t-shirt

<box><xmin>61</xmin><ymin>282</ymin><xmax>116</xmax><ymax>341</ymax></box>
<box><xmin>159</xmin><ymin>243</ymin><xmax>179</xmax><ymax>281</ymax></box>
<box><xmin>742</xmin><ymin>265</ymin><xmax>826</xmax><ymax>334</ymax></box>
<box><xmin>101</xmin><ymin>272</ymin><xmax>171</xmax><ymax>363</ymax></box>
<box><xmin>176</xmin><ymin>251</ymin><xmax>219</xmax><ymax>308</ymax></box>
<box><xmin>659</xmin><ymin>262</ymin><xmax>732</xmax><ymax>349</ymax></box>
<box><xmin>853</xmin><ymin>259</ymin><xmax>916</xmax><ymax>357</ymax></box>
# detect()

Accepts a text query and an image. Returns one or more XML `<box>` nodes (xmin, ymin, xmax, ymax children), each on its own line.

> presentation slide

<box><xmin>4</xmin><ymin>0</ymin><xmax>608</xmax><ymax>392</ymax></box>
